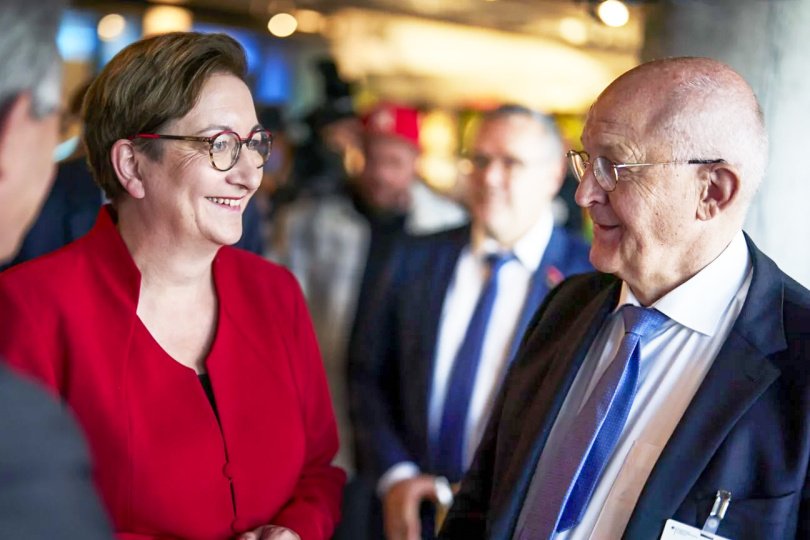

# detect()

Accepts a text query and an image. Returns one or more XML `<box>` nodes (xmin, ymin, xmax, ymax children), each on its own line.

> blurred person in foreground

<box><xmin>0</xmin><ymin>0</ymin><xmax>111</xmax><ymax>537</ymax></box>
<box><xmin>351</xmin><ymin>105</ymin><xmax>592</xmax><ymax>540</ymax></box>
<box><xmin>439</xmin><ymin>57</ymin><xmax>810</xmax><ymax>540</ymax></box>
<box><xmin>0</xmin><ymin>32</ymin><xmax>345</xmax><ymax>540</ymax></box>
<box><xmin>2</xmin><ymin>81</ymin><xmax>264</xmax><ymax>271</ymax></box>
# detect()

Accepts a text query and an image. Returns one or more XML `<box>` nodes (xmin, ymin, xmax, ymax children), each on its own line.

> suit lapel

<box><xmin>412</xmin><ymin>229</ymin><xmax>469</xmax><ymax>460</ymax></box>
<box><xmin>492</xmin><ymin>276</ymin><xmax>622</xmax><ymax>537</ymax></box>
<box><xmin>507</xmin><ymin>227</ymin><xmax>568</xmax><ymax>364</ymax></box>
<box><xmin>626</xmin><ymin>236</ymin><xmax>786</xmax><ymax>537</ymax></box>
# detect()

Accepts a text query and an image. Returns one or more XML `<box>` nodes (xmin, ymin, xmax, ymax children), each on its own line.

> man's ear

<box><xmin>696</xmin><ymin>162</ymin><xmax>741</xmax><ymax>221</ymax></box>
<box><xmin>0</xmin><ymin>93</ymin><xmax>34</xmax><ymax>183</ymax></box>
<box><xmin>111</xmin><ymin>139</ymin><xmax>146</xmax><ymax>199</ymax></box>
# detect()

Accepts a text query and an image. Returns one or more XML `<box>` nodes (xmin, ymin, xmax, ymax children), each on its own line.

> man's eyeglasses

<box><xmin>566</xmin><ymin>150</ymin><xmax>726</xmax><ymax>192</ymax></box>
<box><xmin>128</xmin><ymin>129</ymin><xmax>274</xmax><ymax>172</ymax></box>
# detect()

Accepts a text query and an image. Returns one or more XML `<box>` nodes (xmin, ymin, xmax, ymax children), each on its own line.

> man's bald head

<box><xmin>592</xmin><ymin>57</ymin><xmax>768</xmax><ymax>211</ymax></box>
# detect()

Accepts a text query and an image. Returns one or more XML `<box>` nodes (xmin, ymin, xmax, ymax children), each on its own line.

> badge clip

<box><xmin>700</xmin><ymin>490</ymin><xmax>731</xmax><ymax>538</ymax></box>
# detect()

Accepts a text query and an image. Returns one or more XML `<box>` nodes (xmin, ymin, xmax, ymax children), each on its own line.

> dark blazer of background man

<box><xmin>351</xmin><ymin>105</ymin><xmax>592</xmax><ymax>539</ymax></box>
<box><xmin>0</xmin><ymin>0</ymin><xmax>111</xmax><ymax>537</ymax></box>
<box><xmin>440</xmin><ymin>58</ymin><xmax>810</xmax><ymax>540</ymax></box>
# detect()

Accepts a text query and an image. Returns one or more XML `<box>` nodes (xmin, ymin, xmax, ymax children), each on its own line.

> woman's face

<box><xmin>136</xmin><ymin>73</ymin><xmax>262</xmax><ymax>249</ymax></box>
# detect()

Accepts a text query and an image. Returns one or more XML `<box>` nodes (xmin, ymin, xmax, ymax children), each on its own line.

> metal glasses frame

<box><xmin>567</xmin><ymin>150</ymin><xmax>726</xmax><ymax>192</ymax></box>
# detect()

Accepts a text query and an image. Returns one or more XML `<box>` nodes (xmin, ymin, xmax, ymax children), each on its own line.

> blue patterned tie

<box><xmin>434</xmin><ymin>252</ymin><xmax>514</xmax><ymax>482</ymax></box>
<box><xmin>518</xmin><ymin>305</ymin><xmax>669</xmax><ymax>539</ymax></box>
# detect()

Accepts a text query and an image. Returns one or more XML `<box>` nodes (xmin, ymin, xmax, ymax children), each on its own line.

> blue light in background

<box><xmin>193</xmin><ymin>23</ymin><xmax>262</xmax><ymax>74</ymax></box>
<box><xmin>192</xmin><ymin>22</ymin><xmax>291</xmax><ymax>105</ymax></box>
<box><xmin>57</xmin><ymin>10</ymin><xmax>98</xmax><ymax>61</ymax></box>
<box><xmin>256</xmin><ymin>46</ymin><xmax>291</xmax><ymax>105</ymax></box>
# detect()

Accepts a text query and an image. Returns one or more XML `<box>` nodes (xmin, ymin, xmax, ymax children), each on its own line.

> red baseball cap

<box><xmin>362</xmin><ymin>104</ymin><xmax>420</xmax><ymax>148</ymax></box>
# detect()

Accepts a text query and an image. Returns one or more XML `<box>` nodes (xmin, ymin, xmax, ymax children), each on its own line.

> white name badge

<box><xmin>659</xmin><ymin>519</ymin><xmax>731</xmax><ymax>540</ymax></box>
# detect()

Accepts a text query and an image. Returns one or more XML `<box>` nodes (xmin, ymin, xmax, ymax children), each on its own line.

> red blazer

<box><xmin>0</xmin><ymin>207</ymin><xmax>345</xmax><ymax>540</ymax></box>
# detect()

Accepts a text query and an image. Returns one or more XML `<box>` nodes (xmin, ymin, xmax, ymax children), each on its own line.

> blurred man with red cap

<box><xmin>273</xmin><ymin>102</ymin><xmax>466</xmax><ymax>539</ymax></box>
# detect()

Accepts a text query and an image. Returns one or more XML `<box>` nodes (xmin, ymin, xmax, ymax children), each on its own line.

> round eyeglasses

<box><xmin>566</xmin><ymin>150</ymin><xmax>726</xmax><ymax>192</ymax></box>
<box><xmin>128</xmin><ymin>129</ymin><xmax>274</xmax><ymax>172</ymax></box>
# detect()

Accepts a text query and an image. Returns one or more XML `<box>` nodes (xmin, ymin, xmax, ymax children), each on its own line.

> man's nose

<box><xmin>574</xmin><ymin>166</ymin><xmax>607</xmax><ymax>208</ymax></box>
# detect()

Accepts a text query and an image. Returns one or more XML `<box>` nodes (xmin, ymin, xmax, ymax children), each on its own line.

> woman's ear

<box><xmin>696</xmin><ymin>162</ymin><xmax>741</xmax><ymax>221</ymax></box>
<box><xmin>111</xmin><ymin>139</ymin><xmax>146</xmax><ymax>199</ymax></box>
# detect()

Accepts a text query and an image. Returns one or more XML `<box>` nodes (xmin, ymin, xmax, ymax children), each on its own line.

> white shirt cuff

<box><xmin>376</xmin><ymin>462</ymin><xmax>420</xmax><ymax>497</ymax></box>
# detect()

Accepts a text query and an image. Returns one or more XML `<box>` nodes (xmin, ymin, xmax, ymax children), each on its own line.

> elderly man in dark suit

<box><xmin>440</xmin><ymin>57</ymin><xmax>810</xmax><ymax>540</ymax></box>
<box><xmin>0</xmin><ymin>0</ymin><xmax>111</xmax><ymax>537</ymax></box>
<box><xmin>351</xmin><ymin>105</ymin><xmax>592</xmax><ymax>540</ymax></box>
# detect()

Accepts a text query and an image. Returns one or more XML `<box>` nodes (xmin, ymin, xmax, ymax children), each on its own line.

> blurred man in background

<box><xmin>273</xmin><ymin>102</ymin><xmax>466</xmax><ymax>539</ymax></box>
<box><xmin>0</xmin><ymin>0</ymin><xmax>111</xmax><ymax>536</ymax></box>
<box><xmin>351</xmin><ymin>105</ymin><xmax>592</xmax><ymax>540</ymax></box>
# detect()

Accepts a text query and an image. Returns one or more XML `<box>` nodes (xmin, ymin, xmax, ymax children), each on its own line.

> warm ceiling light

<box><xmin>597</xmin><ymin>0</ymin><xmax>630</xmax><ymax>27</ymax></box>
<box><xmin>143</xmin><ymin>5</ymin><xmax>193</xmax><ymax>36</ymax></box>
<box><xmin>559</xmin><ymin>17</ymin><xmax>588</xmax><ymax>45</ymax></box>
<box><xmin>97</xmin><ymin>13</ymin><xmax>126</xmax><ymax>42</ymax></box>
<box><xmin>295</xmin><ymin>9</ymin><xmax>324</xmax><ymax>33</ymax></box>
<box><xmin>268</xmin><ymin>13</ymin><xmax>297</xmax><ymax>37</ymax></box>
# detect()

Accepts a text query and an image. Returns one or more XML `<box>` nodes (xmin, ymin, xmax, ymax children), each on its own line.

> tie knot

<box><xmin>486</xmin><ymin>252</ymin><xmax>515</xmax><ymax>274</ymax></box>
<box><xmin>621</xmin><ymin>305</ymin><xmax>668</xmax><ymax>338</ymax></box>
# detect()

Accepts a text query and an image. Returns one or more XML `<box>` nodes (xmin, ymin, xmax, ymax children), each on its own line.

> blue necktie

<box><xmin>518</xmin><ymin>305</ymin><xmax>668</xmax><ymax>539</ymax></box>
<box><xmin>434</xmin><ymin>252</ymin><xmax>514</xmax><ymax>482</ymax></box>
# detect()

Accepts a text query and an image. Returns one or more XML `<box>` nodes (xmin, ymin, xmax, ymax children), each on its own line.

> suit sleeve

<box><xmin>0</xmin><ymin>364</ymin><xmax>111</xmax><ymax>539</ymax></box>
<box><xmin>347</xmin><ymin>245</ymin><xmax>416</xmax><ymax>481</ymax></box>
<box><xmin>270</xmin><ymin>271</ymin><xmax>346</xmax><ymax>540</ymax></box>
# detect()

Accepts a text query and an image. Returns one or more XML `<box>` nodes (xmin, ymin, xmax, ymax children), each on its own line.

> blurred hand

<box><xmin>238</xmin><ymin>525</ymin><xmax>300</xmax><ymax>540</ymax></box>
<box><xmin>383</xmin><ymin>475</ymin><xmax>438</xmax><ymax>540</ymax></box>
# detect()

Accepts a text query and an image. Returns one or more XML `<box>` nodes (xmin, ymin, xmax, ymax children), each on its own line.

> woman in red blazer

<box><xmin>0</xmin><ymin>32</ymin><xmax>344</xmax><ymax>540</ymax></box>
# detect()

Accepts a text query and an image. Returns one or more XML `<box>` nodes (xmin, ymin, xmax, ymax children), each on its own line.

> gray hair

<box><xmin>481</xmin><ymin>104</ymin><xmax>564</xmax><ymax>159</ymax></box>
<box><xmin>0</xmin><ymin>0</ymin><xmax>64</xmax><ymax>121</ymax></box>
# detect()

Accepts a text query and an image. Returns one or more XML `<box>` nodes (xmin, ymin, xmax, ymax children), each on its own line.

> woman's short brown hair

<box><xmin>83</xmin><ymin>32</ymin><xmax>248</xmax><ymax>200</ymax></box>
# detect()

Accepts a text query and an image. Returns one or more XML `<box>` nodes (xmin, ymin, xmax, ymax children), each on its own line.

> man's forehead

<box><xmin>476</xmin><ymin>115</ymin><xmax>547</xmax><ymax>148</ymax></box>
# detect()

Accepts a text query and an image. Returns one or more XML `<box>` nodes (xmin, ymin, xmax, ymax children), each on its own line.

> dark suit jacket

<box><xmin>0</xmin><ymin>362</ymin><xmax>111</xmax><ymax>538</ymax></box>
<box><xmin>3</xmin><ymin>157</ymin><xmax>264</xmax><ymax>270</ymax></box>
<box><xmin>439</xmin><ymin>235</ymin><xmax>810</xmax><ymax>540</ymax></box>
<box><xmin>349</xmin><ymin>224</ymin><xmax>593</xmax><ymax>482</ymax></box>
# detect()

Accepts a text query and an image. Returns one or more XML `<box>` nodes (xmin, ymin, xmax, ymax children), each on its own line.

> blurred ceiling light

<box><xmin>597</xmin><ymin>0</ymin><xmax>630</xmax><ymax>28</ymax></box>
<box><xmin>559</xmin><ymin>17</ymin><xmax>588</xmax><ymax>45</ymax></box>
<box><xmin>147</xmin><ymin>0</ymin><xmax>189</xmax><ymax>4</ymax></box>
<box><xmin>268</xmin><ymin>13</ymin><xmax>297</xmax><ymax>37</ymax></box>
<box><xmin>296</xmin><ymin>9</ymin><xmax>324</xmax><ymax>33</ymax></box>
<box><xmin>97</xmin><ymin>13</ymin><xmax>126</xmax><ymax>42</ymax></box>
<box><xmin>143</xmin><ymin>5</ymin><xmax>193</xmax><ymax>36</ymax></box>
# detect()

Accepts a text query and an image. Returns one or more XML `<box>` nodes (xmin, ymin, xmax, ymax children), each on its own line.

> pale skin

<box><xmin>575</xmin><ymin>59</ymin><xmax>755</xmax><ymax>306</ymax></box>
<box><xmin>0</xmin><ymin>93</ymin><xmax>60</xmax><ymax>262</ymax></box>
<box><xmin>383</xmin><ymin>113</ymin><xmax>565</xmax><ymax>540</ymax></box>
<box><xmin>110</xmin><ymin>73</ymin><xmax>297</xmax><ymax>539</ymax></box>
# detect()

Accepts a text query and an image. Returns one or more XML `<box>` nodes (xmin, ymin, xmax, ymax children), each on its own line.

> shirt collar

<box><xmin>471</xmin><ymin>212</ymin><xmax>554</xmax><ymax>271</ymax></box>
<box><xmin>619</xmin><ymin>231</ymin><xmax>751</xmax><ymax>336</ymax></box>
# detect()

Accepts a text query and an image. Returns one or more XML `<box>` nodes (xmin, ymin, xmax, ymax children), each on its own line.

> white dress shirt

<box><xmin>378</xmin><ymin>213</ymin><xmax>554</xmax><ymax>496</ymax></box>
<box><xmin>514</xmin><ymin>231</ymin><xmax>753</xmax><ymax>539</ymax></box>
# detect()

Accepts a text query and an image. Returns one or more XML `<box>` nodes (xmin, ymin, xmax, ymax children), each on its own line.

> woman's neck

<box><xmin>117</xmin><ymin>204</ymin><xmax>217</xmax><ymax>295</ymax></box>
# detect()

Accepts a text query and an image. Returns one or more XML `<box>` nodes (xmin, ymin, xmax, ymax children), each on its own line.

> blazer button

<box><xmin>232</xmin><ymin>517</ymin><xmax>249</xmax><ymax>534</ymax></box>
<box><xmin>223</xmin><ymin>462</ymin><xmax>234</xmax><ymax>479</ymax></box>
